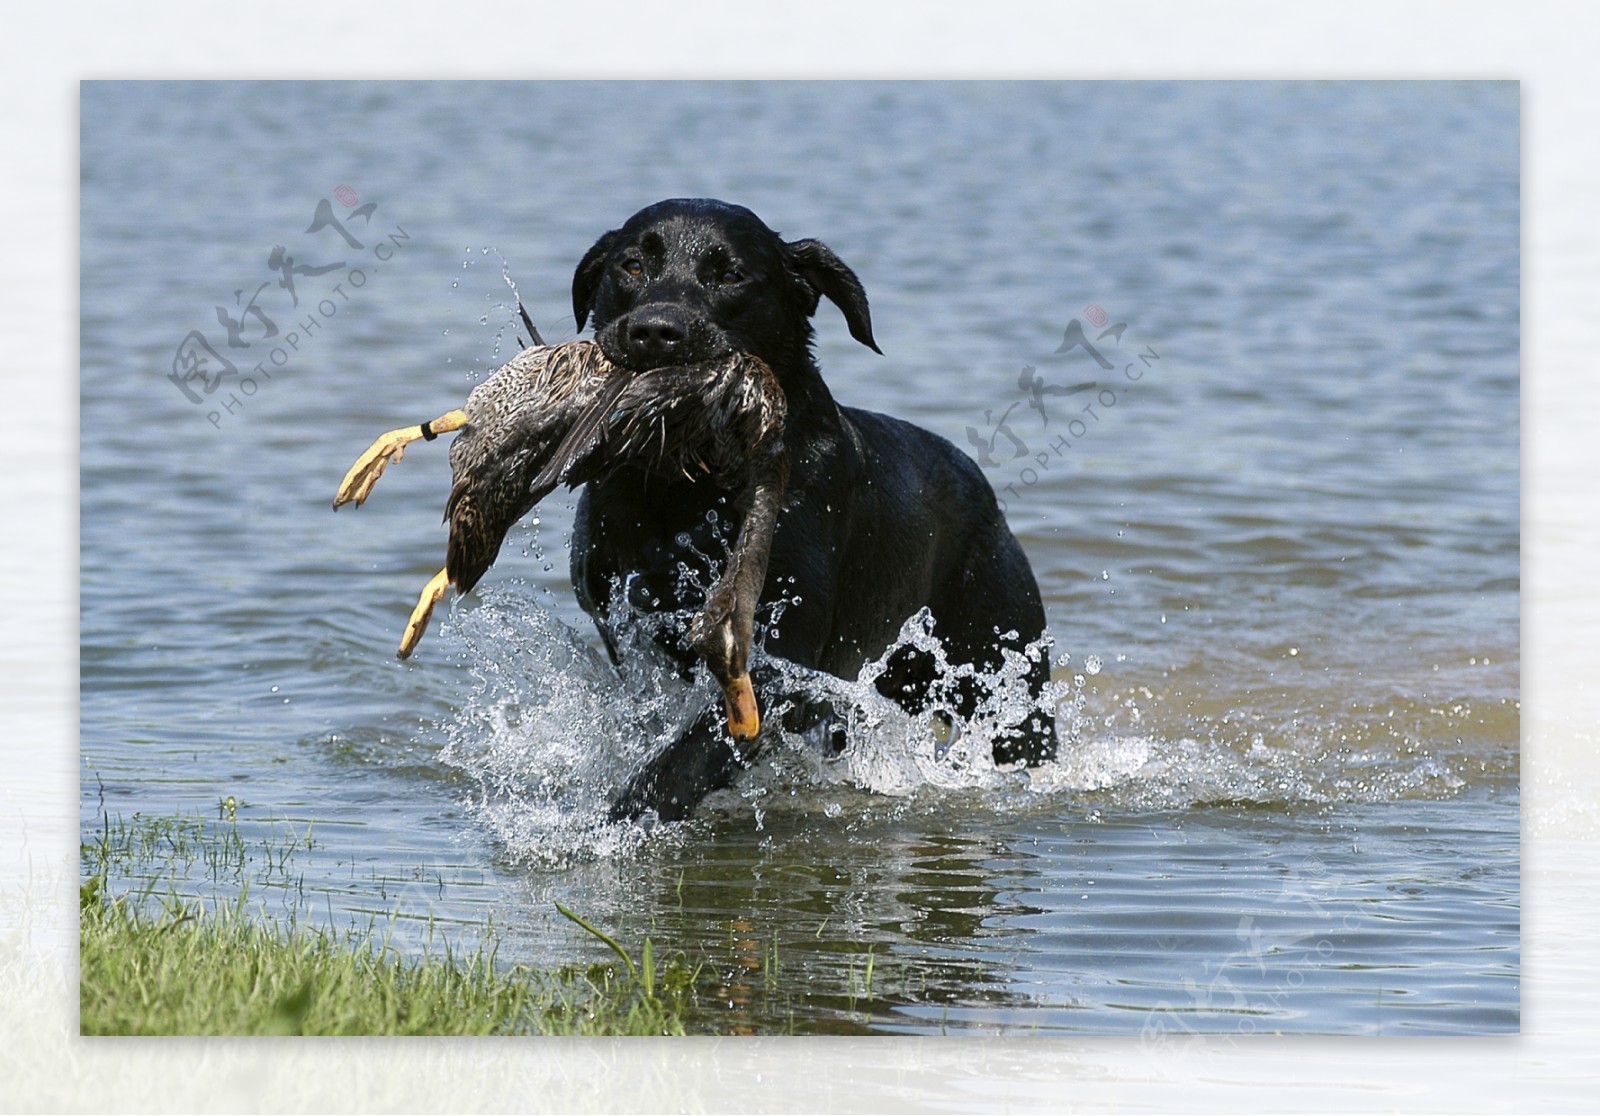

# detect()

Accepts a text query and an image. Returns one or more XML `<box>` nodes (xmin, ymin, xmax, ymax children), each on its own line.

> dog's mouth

<box><xmin>598</xmin><ymin>313</ymin><xmax>733</xmax><ymax>374</ymax></box>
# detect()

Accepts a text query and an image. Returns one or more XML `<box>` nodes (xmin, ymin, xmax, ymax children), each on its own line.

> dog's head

<box><xmin>572</xmin><ymin>199</ymin><xmax>880</xmax><ymax>380</ymax></box>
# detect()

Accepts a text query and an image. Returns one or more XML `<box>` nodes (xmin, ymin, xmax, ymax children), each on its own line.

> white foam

<box><xmin>435</xmin><ymin>589</ymin><xmax>1483</xmax><ymax>860</ymax></box>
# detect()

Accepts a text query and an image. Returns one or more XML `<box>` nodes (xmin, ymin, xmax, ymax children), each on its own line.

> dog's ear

<box><xmin>785</xmin><ymin>238</ymin><xmax>881</xmax><ymax>354</ymax></box>
<box><xmin>571</xmin><ymin>229</ymin><xmax>619</xmax><ymax>333</ymax></box>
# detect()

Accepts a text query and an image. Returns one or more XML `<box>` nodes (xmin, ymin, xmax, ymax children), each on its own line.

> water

<box><xmin>79</xmin><ymin>81</ymin><xmax>1519</xmax><ymax>1034</ymax></box>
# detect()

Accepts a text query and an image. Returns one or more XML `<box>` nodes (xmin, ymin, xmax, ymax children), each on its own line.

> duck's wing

<box><xmin>526</xmin><ymin>367</ymin><xmax>640</xmax><ymax>493</ymax></box>
<box><xmin>547</xmin><ymin>357</ymin><xmax>756</xmax><ymax>488</ymax></box>
<box><xmin>446</xmin><ymin>350</ymin><xmax>781</xmax><ymax>595</ymax></box>
<box><xmin>444</xmin><ymin>341</ymin><xmax>616</xmax><ymax>593</ymax></box>
<box><xmin>608</xmin><ymin>363</ymin><xmax>730</xmax><ymax>474</ymax></box>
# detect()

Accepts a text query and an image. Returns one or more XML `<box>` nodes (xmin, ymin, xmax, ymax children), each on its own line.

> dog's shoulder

<box><xmin>833</xmin><ymin>404</ymin><xmax>1000</xmax><ymax>510</ymax></box>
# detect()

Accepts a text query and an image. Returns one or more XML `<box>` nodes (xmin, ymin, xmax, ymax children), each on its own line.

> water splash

<box><xmin>436</xmin><ymin>587</ymin><xmax>709</xmax><ymax>862</ymax></box>
<box><xmin>1026</xmin><ymin>730</ymin><xmax>1470</xmax><ymax>810</ymax></box>
<box><xmin>434</xmin><ymin>589</ymin><xmax>1502</xmax><ymax>862</ymax></box>
<box><xmin>436</xmin><ymin>592</ymin><xmax>1067</xmax><ymax>862</ymax></box>
<box><xmin>451</xmin><ymin>247</ymin><xmax>552</xmax><ymax>381</ymax></box>
<box><xmin>760</xmin><ymin>608</ymin><xmax>1067</xmax><ymax>798</ymax></box>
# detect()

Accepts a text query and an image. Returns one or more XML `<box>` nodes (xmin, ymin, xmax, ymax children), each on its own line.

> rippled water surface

<box><xmin>80</xmin><ymin>81</ymin><xmax>1518</xmax><ymax>1034</ymax></box>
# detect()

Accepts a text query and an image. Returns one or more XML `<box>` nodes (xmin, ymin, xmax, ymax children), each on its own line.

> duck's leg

<box><xmin>397</xmin><ymin>567</ymin><xmax>451</xmax><ymax>660</ymax></box>
<box><xmin>689</xmin><ymin>451</ymin><xmax>789</xmax><ymax>741</ymax></box>
<box><xmin>333</xmin><ymin>408</ymin><xmax>469</xmax><ymax>509</ymax></box>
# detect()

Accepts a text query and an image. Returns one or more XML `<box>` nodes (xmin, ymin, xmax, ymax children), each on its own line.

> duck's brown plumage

<box><xmin>444</xmin><ymin>340</ymin><xmax>786</xmax><ymax>595</ymax></box>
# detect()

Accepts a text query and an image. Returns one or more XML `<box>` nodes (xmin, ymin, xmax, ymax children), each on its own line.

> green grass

<box><xmin>79</xmin><ymin>811</ymin><xmax>702</xmax><ymax>1036</ymax></box>
<box><xmin>79</xmin><ymin>876</ymin><xmax>698</xmax><ymax>1035</ymax></box>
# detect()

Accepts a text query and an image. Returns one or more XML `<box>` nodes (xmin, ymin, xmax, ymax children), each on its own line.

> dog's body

<box><xmin>569</xmin><ymin>199</ymin><xmax>1057</xmax><ymax>820</ymax></box>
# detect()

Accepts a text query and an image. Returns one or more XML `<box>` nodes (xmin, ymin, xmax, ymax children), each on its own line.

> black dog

<box><xmin>569</xmin><ymin>199</ymin><xmax>1057</xmax><ymax>820</ymax></box>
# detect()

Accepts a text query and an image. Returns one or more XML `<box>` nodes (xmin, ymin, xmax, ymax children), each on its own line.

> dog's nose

<box><xmin>626</xmin><ymin>311</ymin><xmax>688</xmax><ymax>363</ymax></box>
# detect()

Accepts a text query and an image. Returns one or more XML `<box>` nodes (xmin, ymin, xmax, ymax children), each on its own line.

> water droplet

<box><xmin>269</xmin><ymin>685</ymin><xmax>279</xmax><ymax>693</ymax></box>
<box><xmin>1101</xmin><ymin>570</ymin><xmax>1110</xmax><ymax>580</ymax></box>
<box><xmin>824</xmin><ymin>802</ymin><xmax>842</xmax><ymax>818</ymax></box>
<box><xmin>1084</xmin><ymin>655</ymin><xmax>1102</xmax><ymax>675</ymax></box>
<box><xmin>675</xmin><ymin>532</ymin><xmax>692</xmax><ymax>548</ymax></box>
<box><xmin>1288</xmin><ymin>647</ymin><xmax>1299</xmax><ymax>656</ymax></box>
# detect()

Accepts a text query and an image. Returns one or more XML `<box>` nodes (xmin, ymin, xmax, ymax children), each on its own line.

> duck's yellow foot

<box><xmin>397</xmin><ymin>567</ymin><xmax>451</xmax><ymax>660</ymax></box>
<box><xmin>723</xmin><ymin>673</ymin><xmax>760</xmax><ymax>741</ymax></box>
<box><xmin>334</xmin><ymin>427</ymin><xmax>413</xmax><ymax>509</ymax></box>
<box><xmin>333</xmin><ymin>409</ymin><xmax>468</xmax><ymax>509</ymax></box>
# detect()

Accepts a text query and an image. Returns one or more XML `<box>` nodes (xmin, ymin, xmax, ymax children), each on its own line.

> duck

<box><xmin>333</xmin><ymin>338</ymin><xmax>787</xmax><ymax>742</ymax></box>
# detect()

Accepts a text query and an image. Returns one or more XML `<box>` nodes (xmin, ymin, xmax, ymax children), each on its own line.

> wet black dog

<box><xmin>569</xmin><ymin>199</ymin><xmax>1057</xmax><ymax>820</ymax></box>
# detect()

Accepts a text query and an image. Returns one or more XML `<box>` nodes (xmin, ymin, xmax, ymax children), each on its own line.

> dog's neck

<box><xmin>777</xmin><ymin>363</ymin><xmax>840</xmax><ymax>426</ymax></box>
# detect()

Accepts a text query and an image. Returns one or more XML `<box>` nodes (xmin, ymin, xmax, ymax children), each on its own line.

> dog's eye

<box><xmin>718</xmin><ymin>267</ymin><xmax>744</xmax><ymax>285</ymax></box>
<box><xmin>622</xmin><ymin>259</ymin><xmax>644</xmax><ymax>278</ymax></box>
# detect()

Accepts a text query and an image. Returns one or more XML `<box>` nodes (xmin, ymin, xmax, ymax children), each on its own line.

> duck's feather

<box><xmin>442</xmin><ymin>341</ymin><xmax>785</xmax><ymax>594</ymax></box>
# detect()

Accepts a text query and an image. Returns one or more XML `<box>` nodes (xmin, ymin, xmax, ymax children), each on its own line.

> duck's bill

<box><xmin>723</xmin><ymin>673</ymin><xmax>760</xmax><ymax>741</ymax></box>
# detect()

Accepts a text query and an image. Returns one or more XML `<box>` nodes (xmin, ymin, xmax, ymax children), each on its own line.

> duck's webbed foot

<box><xmin>690</xmin><ymin>588</ymin><xmax>761</xmax><ymax>741</ymax></box>
<box><xmin>397</xmin><ymin>566</ymin><xmax>450</xmax><ymax>660</ymax></box>
<box><xmin>333</xmin><ymin>408</ymin><xmax>468</xmax><ymax>509</ymax></box>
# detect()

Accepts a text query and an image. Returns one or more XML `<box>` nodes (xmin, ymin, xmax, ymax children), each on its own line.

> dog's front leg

<box><xmin>607</xmin><ymin>704</ymin><xmax>756</xmax><ymax>823</ymax></box>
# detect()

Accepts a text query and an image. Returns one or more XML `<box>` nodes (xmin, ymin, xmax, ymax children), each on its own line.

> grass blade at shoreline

<box><xmin>80</xmin><ymin>878</ymin><xmax>697</xmax><ymax>1036</ymax></box>
<box><xmin>78</xmin><ymin>808</ymin><xmax>702</xmax><ymax>1037</ymax></box>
